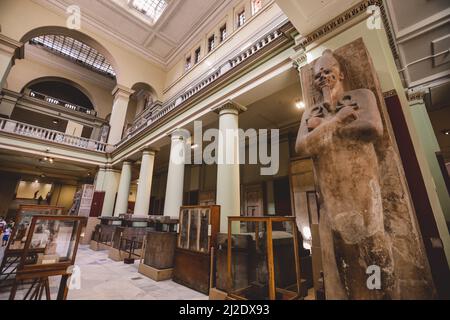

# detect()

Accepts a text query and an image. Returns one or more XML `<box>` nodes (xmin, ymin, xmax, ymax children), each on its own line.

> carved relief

<box><xmin>295</xmin><ymin>39</ymin><xmax>435</xmax><ymax>299</ymax></box>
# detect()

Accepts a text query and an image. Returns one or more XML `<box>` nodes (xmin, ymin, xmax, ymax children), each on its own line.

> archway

<box><xmin>19</xmin><ymin>26</ymin><xmax>119</xmax><ymax>81</ymax></box>
<box><xmin>21</xmin><ymin>76</ymin><xmax>95</xmax><ymax>111</ymax></box>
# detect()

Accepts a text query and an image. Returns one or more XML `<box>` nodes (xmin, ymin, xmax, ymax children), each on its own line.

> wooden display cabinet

<box><xmin>226</xmin><ymin>216</ymin><xmax>303</xmax><ymax>300</ymax></box>
<box><xmin>9</xmin><ymin>215</ymin><xmax>86</xmax><ymax>300</ymax></box>
<box><xmin>173</xmin><ymin>205</ymin><xmax>220</xmax><ymax>294</ymax></box>
<box><xmin>138</xmin><ymin>216</ymin><xmax>179</xmax><ymax>281</ymax></box>
<box><xmin>0</xmin><ymin>206</ymin><xmax>64</xmax><ymax>284</ymax></box>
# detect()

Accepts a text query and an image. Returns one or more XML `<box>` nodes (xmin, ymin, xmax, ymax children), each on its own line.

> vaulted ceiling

<box><xmin>33</xmin><ymin>0</ymin><xmax>234</xmax><ymax>69</ymax></box>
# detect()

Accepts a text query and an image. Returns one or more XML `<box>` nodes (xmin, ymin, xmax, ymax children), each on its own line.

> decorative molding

<box><xmin>213</xmin><ymin>100</ymin><xmax>247</xmax><ymax>115</ymax></box>
<box><xmin>291</xmin><ymin>49</ymin><xmax>307</xmax><ymax>72</ymax></box>
<box><xmin>406</xmin><ymin>89</ymin><xmax>427</xmax><ymax>103</ymax></box>
<box><xmin>382</xmin><ymin>89</ymin><xmax>397</xmax><ymax>98</ymax></box>
<box><xmin>112</xmin><ymin>85</ymin><xmax>134</xmax><ymax>98</ymax></box>
<box><xmin>293</xmin><ymin>0</ymin><xmax>398</xmax><ymax>60</ymax></box>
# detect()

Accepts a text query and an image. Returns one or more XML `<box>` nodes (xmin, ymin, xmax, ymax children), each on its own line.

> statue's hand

<box><xmin>336</xmin><ymin>106</ymin><xmax>358</xmax><ymax>125</ymax></box>
<box><xmin>307</xmin><ymin>116</ymin><xmax>323</xmax><ymax>131</ymax></box>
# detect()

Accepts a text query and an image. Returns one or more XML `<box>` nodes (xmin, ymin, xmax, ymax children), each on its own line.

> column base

<box><xmin>89</xmin><ymin>240</ymin><xmax>111</xmax><ymax>251</ymax></box>
<box><xmin>138</xmin><ymin>263</ymin><xmax>173</xmax><ymax>281</ymax></box>
<box><xmin>108</xmin><ymin>247</ymin><xmax>141</xmax><ymax>261</ymax></box>
<box><xmin>209</xmin><ymin>288</ymin><xmax>228</xmax><ymax>300</ymax></box>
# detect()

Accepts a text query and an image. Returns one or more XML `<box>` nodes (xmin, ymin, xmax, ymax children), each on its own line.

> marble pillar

<box><xmin>0</xmin><ymin>35</ymin><xmax>22</xmax><ymax>90</ymax></box>
<box><xmin>163</xmin><ymin>130</ymin><xmax>188</xmax><ymax>217</ymax></box>
<box><xmin>134</xmin><ymin>150</ymin><xmax>156</xmax><ymax>216</ymax></box>
<box><xmin>114</xmin><ymin>161</ymin><xmax>133</xmax><ymax>216</ymax></box>
<box><xmin>215</xmin><ymin>101</ymin><xmax>246</xmax><ymax>233</ymax></box>
<box><xmin>101</xmin><ymin>168</ymin><xmax>121</xmax><ymax>217</ymax></box>
<box><xmin>108</xmin><ymin>85</ymin><xmax>133</xmax><ymax>145</ymax></box>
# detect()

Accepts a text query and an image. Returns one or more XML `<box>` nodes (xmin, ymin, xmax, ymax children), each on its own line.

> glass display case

<box><xmin>226</xmin><ymin>216</ymin><xmax>302</xmax><ymax>300</ymax></box>
<box><xmin>18</xmin><ymin>215</ymin><xmax>85</xmax><ymax>270</ymax></box>
<box><xmin>0</xmin><ymin>206</ymin><xmax>64</xmax><ymax>283</ymax></box>
<box><xmin>173</xmin><ymin>205</ymin><xmax>220</xmax><ymax>294</ymax></box>
<box><xmin>178</xmin><ymin>206</ymin><xmax>218</xmax><ymax>254</ymax></box>
<box><xmin>9</xmin><ymin>215</ymin><xmax>86</xmax><ymax>300</ymax></box>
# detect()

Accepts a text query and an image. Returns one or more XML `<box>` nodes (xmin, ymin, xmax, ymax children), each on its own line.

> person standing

<box><xmin>2</xmin><ymin>226</ymin><xmax>11</xmax><ymax>246</ymax></box>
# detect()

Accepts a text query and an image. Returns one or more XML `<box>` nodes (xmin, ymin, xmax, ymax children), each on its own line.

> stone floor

<box><xmin>0</xmin><ymin>245</ymin><xmax>208</xmax><ymax>300</ymax></box>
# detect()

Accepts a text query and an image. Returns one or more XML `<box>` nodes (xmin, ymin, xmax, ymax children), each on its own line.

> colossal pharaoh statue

<box><xmin>296</xmin><ymin>45</ymin><xmax>435</xmax><ymax>299</ymax></box>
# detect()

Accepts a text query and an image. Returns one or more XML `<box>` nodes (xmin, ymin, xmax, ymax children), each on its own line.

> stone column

<box><xmin>114</xmin><ymin>161</ymin><xmax>133</xmax><ymax>216</ymax></box>
<box><xmin>214</xmin><ymin>101</ymin><xmax>246</xmax><ymax>233</ymax></box>
<box><xmin>108</xmin><ymin>85</ymin><xmax>133</xmax><ymax>145</ymax></box>
<box><xmin>0</xmin><ymin>90</ymin><xmax>20</xmax><ymax>118</ymax></box>
<box><xmin>0</xmin><ymin>35</ymin><xmax>22</xmax><ymax>90</ymax></box>
<box><xmin>134</xmin><ymin>149</ymin><xmax>156</xmax><ymax>216</ymax></box>
<box><xmin>94</xmin><ymin>166</ymin><xmax>107</xmax><ymax>191</ymax></box>
<box><xmin>409</xmin><ymin>92</ymin><xmax>450</xmax><ymax>260</ymax></box>
<box><xmin>163</xmin><ymin>130</ymin><xmax>189</xmax><ymax>217</ymax></box>
<box><xmin>101</xmin><ymin>168</ymin><xmax>121</xmax><ymax>217</ymax></box>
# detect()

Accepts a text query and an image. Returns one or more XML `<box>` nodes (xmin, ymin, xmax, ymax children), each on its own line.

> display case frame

<box><xmin>226</xmin><ymin>216</ymin><xmax>302</xmax><ymax>300</ymax></box>
<box><xmin>173</xmin><ymin>205</ymin><xmax>220</xmax><ymax>294</ymax></box>
<box><xmin>9</xmin><ymin>215</ymin><xmax>86</xmax><ymax>300</ymax></box>
<box><xmin>0</xmin><ymin>206</ymin><xmax>64</xmax><ymax>284</ymax></box>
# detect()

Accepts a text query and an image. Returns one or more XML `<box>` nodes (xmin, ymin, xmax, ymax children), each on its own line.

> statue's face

<box><xmin>313</xmin><ymin>58</ymin><xmax>344</xmax><ymax>91</ymax></box>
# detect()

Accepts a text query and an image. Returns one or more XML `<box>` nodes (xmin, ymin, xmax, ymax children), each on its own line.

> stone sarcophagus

<box><xmin>295</xmin><ymin>39</ymin><xmax>436</xmax><ymax>299</ymax></box>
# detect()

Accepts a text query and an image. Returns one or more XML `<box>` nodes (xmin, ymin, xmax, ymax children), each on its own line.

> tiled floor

<box><xmin>0</xmin><ymin>245</ymin><xmax>208</xmax><ymax>300</ymax></box>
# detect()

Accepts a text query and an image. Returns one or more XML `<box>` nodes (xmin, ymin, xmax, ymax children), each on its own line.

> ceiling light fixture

<box><xmin>52</xmin><ymin>119</ymin><xmax>59</xmax><ymax>125</ymax></box>
<box><xmin>443</xmin><ymin>129</ymin><xmax>450</xmax><ymax>136</ymax></box>
<box><xmin>296</xmin><ymin>101</ymin><xmax>305</xmax><ymax>109</ymax></box>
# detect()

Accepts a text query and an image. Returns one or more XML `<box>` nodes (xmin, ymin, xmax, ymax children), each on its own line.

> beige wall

<box><xmin>163</xmin><ymin>0</ymin><xmax>283</xmax><ymax>100</ymax></box>
<box><xmin>51</xmin><ymin>183</ymin><xmax>77</xmax><ymax>212</ymax></box>
<box><xmin>5</xmin><ymin>54</ymin><xmax>114</xmax><ymax>119</ymax></box>
<box><xmin>16</xmin><ymin>181</ymin><xmax>52</xmax><ymax>199</ymax></box>
<box><xmin>0</xmin><ymin>173</ymin><xmax>19</xmax><ymax>217</ymax></box>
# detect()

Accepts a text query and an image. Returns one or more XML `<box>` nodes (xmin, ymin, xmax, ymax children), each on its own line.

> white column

<box><xmin>65</xmin><ymin>120</ymin><xmax>84</xmax><ymax>137</ymax></box>
<box><xmin>94</xmin><ymin>167</ymin><xmax>106</xmax><ymax>191</ymax></box>
<box><xmin>0</xmin><ymin>35</ymin><xmax>22</xmax><ymax>89</ymax></box>
<box><xmin>114</xmin><ymin>161</ymin><xmax>133</xmax><ymax>216</ymax></box>
<box><xmin>163</xmin><ymin>130</ymin><xmax>188</xmax><ymax>217</ymax></box>
<box><xmin>215</xmin><ymin>101</ymin><xmax>246</xmax><ymax>233</ymax></box>
<box><xmin>0</xmin><ymin>91</ymin><xmax>19</xmax><ymax>118</ymax></box>
<box><xmin>108</xmin><ymin>85</ymin><xmax>133</xmax><ymax>145</ymax></box>
<box><xmin>101</xmin><ymin>168</ymin><xmax>121</xmax><ymax>217</ymax></box>
<box><xmin>134</xmin><ymin>150</ymin><xmax>156</xmax><ymax>216</ymax></box>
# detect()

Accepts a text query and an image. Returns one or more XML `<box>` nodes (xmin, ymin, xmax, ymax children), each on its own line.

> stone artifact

<box><xmin>295</xmin><ymin>40</ymin><xmax>436</xmax><ymax>299</ymax></box>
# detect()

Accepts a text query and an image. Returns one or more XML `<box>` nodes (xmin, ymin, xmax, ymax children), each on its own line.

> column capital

<box><xmin>407</xmin><ymin>89</ymin><xmax>427</xmax><ymax>105</ymax></box>
<box><xmin>140</xmin><ymin>147</ymin><xmax>159</xmax><ymax>156</ymax></box>
<box><xmin>213</xmin><ymin>100</ymin><xmax>247</xmax><ymax>115</ymax></box>
<box><xmin>0</xmin><ymin>34</ymin><xmax>23</xmax><ymax>57</ymax></box>
<box><xmin>168</xmin><ymin>128</ymin><xmax>190</xmax><ymax>141</ymax></box>
<box><xmin>112</xmin><ymin>85</ymin><xmax>134</xmax><ymax>99</ymax></box>
<box><xmin>291</xmin><ymin>49</ymin><xmax>308</xmax><ymax>73</ymax></box>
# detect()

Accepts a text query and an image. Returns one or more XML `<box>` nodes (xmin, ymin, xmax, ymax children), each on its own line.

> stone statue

<box><xmin>296</xmin><ymin>49</ymin><xmax>396</xmax><ymax>299</ymax></box>
<box><xmin>296</xmin><ymin>43</ymin><xmax>437</xmax><ymax>299</ymax></box>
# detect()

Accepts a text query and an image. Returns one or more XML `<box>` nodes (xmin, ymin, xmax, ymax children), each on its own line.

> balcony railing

<box><xmin>0</xmin><ymin>119</ymin><xmax>108</xmax><ymax>152</ymax></box>
<box><xmin>27</xmin><ymin>90</ymin><xmax>98</xmax><ymax>117</ymax></box>
<box><xmin>118</xmin><ymin>24</ymin><xmax>286</xmax><ymax>146</ymax></box>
